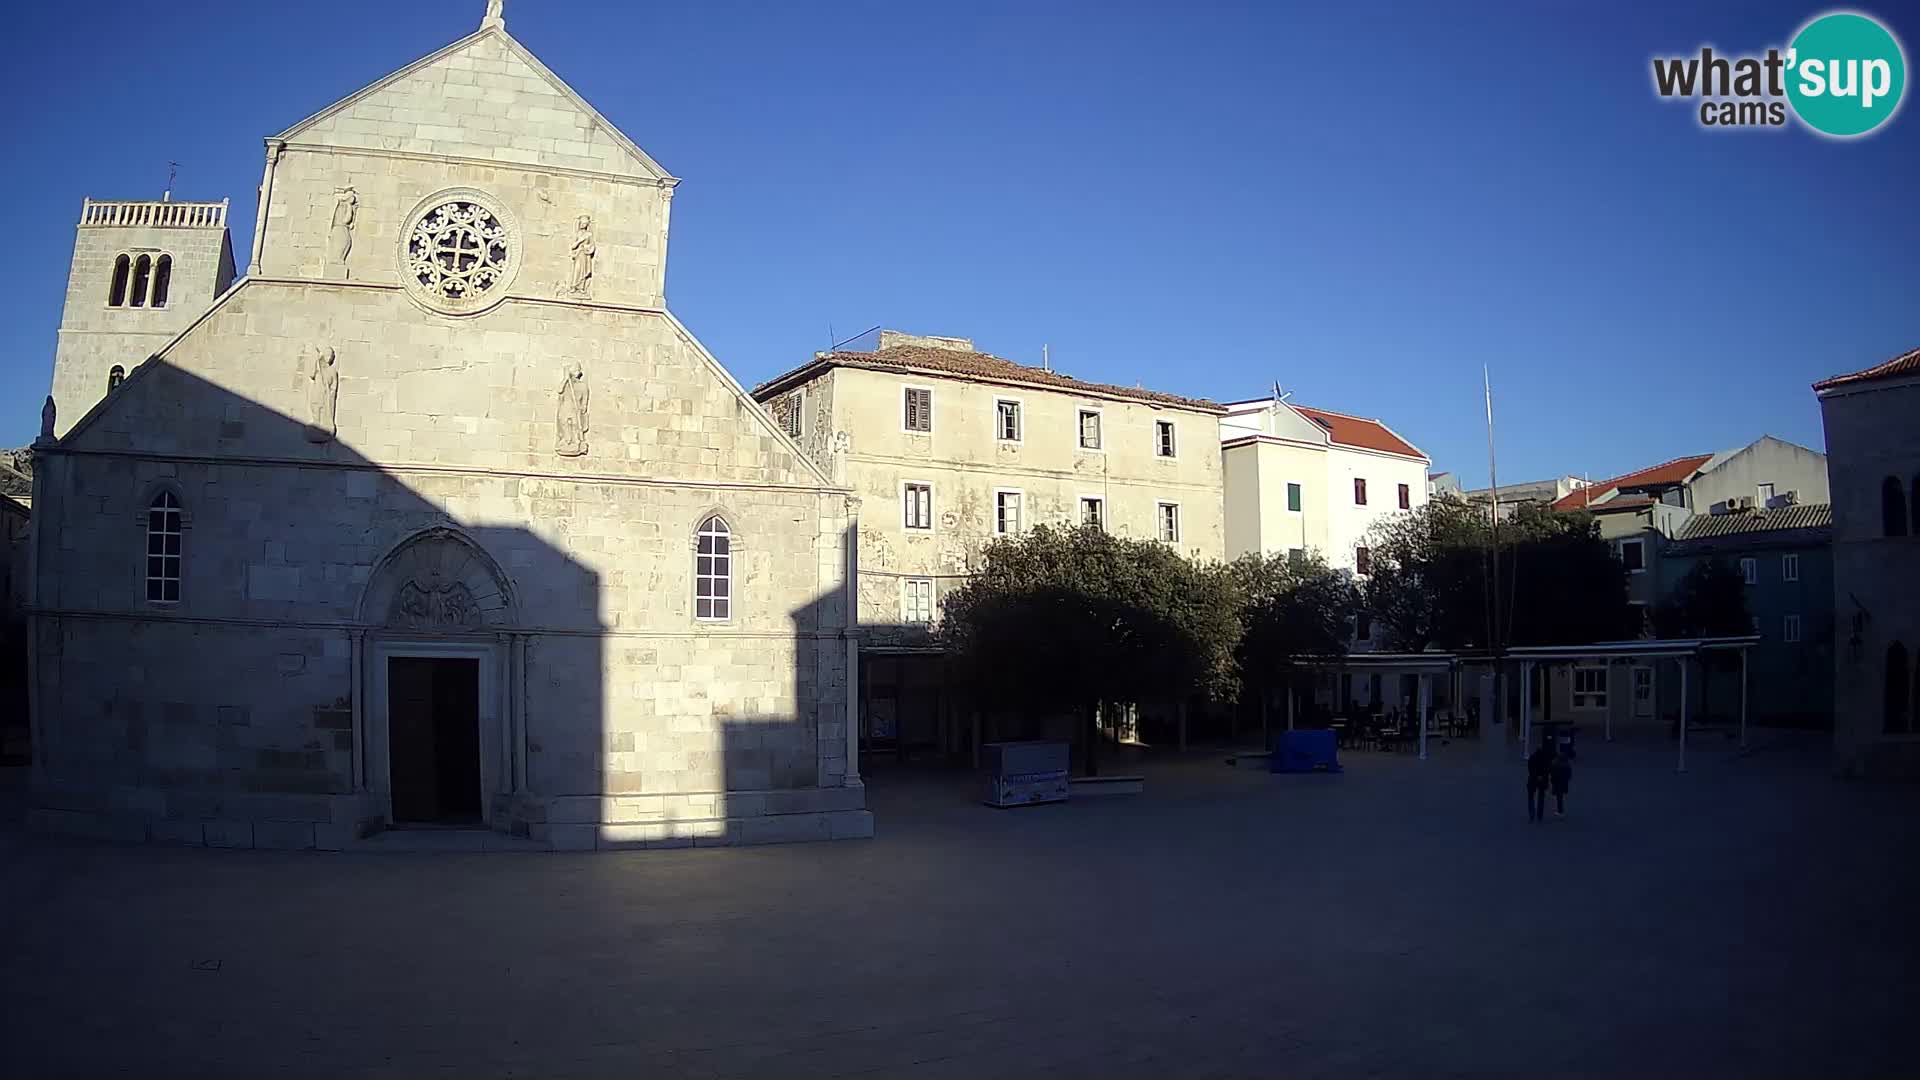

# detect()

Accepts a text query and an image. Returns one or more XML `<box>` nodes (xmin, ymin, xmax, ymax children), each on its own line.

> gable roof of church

<box><xmin>274</xmin><ymin>25</ymin><xmax>675</xmax><ymax>183</ymax></box>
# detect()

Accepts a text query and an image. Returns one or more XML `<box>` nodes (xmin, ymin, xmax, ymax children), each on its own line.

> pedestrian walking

<box><xmin>1550</xmin><ymin>745</ymin><xmax>1573</xmax><ymax>818</ymax></box>
<box><xmin>1526</xmin><ymin>739</ymin><xmax>1554</xmax><ymax>823</ymax></box>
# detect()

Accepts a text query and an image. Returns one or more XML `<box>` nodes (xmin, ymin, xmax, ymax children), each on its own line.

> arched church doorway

<box><xmin>358</xmin><ymin>527</ymin><xmax>520</xmax><ymax>827</ymax></box>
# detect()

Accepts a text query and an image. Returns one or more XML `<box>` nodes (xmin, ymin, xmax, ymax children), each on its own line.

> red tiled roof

<box><xmin>752</xmin><ymin>346</ymin><xmax>1224</xmax><ymax>412</ymax></box>
<box><xmin>1288</xmin><ymin>405</ymin><xmax>1426</xmax><ymax>459</ymax></box>
<box><xmin>1813</xmin><ymin>345</ymin><xmax>1920</xmax><ymax>391</ymax></box>
<box><xmin>1551</xmin><ymin>454</ymin><xmax>1713</xmax><ymax>511</ymax></box>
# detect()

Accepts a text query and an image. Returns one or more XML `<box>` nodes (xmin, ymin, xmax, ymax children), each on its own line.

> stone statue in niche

<box><xmin>393</xmin><ymin>574</ymin><xmax>482</xmax><ymax>629</ymax></box>
<box><xmin>328</xmin><ymin>187</ymin><xmax>358</xmax><ymax>280</ymax></box>
<box><xmin>301</xmin><ymin>342</ymin><xmax>339</xmax><ymax>443</ymax></box>
<box><xmin>555</xmin><ymin>361</ymin><xmax>589</xmax><ymax>457</ymax></box>
<box><xmin>559</xmin><ymin>214</ymin><xmax>596</xmax><ymax>298</ymax></box>
<box><xmin>38</xmin><ymin>396</ymin><xmax>55</xmax><ymax>443</ymax></box>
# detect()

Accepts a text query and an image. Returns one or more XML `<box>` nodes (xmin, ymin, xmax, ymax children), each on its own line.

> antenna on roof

<box><xmin>1043</xmin><ymin>344</ymin><xmax>1051</xmax><ymax>372</ymax></box>
<box><xmin>164</xmin><ymin>161</ymin><xmax>179</xmax><ymax>202</ymax></box>
<box><xmin>1272</xmin><ymin>381</ymin><xmax>1292</xmax><ymax>405</ymax></box>
<box><xmin>826</xmin><ymin>325</ymin><xmax>881</xmax><ymax>352</ymax></box>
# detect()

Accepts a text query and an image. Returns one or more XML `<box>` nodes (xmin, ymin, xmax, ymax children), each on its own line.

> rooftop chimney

<box><xmin>877</xmin><ymin>330</ymin><xmax>974</xmax><ymax>354</ymax></box>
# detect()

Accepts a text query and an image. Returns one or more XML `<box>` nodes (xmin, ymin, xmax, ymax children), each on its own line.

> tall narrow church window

<box><xmin>1887</xmin><ymin>642</ymin><xmax>1911</xmax><ymax>734</ymax></box>
<box><xmin>129</xmin><ymin>254</ymin><xmax>152</xmax><ymax>308</ymax></box>
<box><xmin>146</xmin><ymin>491</ymin><xmax>183</xmax><ymax>603</ymax></box>
<box><xmin>695</xmin><ymin>515</ymin><xmax>731</xmax><ymax>620</ymax></box>
<box><xmin>1882</xmin><ymin>476</ymin><xmax>1908</xmax><ymax>537</ymax></box>
<box><xmin>108</xmin><ymin>365</ymin><xmax>125</xmax><ymax>391</ymax></box>
<box><xmin>151</xmin><ymin>255</ymin><xmax>172</xmax><ymax>308</ymax></box>
<box><xmin>108</xmin><ymin>254</ymin><xmax>131</xmax><ymax>307</ymax></box>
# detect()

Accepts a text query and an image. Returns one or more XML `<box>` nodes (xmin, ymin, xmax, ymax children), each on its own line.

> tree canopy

<box><xmin>939</xmin><ymin>525</ymin><xmax>1241</xmax><ymax>722</ymax></box>
<box><xmin>1652</xmin><ymin>557</ymin><xmax>1752</xmax><ymax>638</ymax></box>
<box><xmin>1361</xmin><ymin>497</ymin><xmax>1636</xmax><ymax>651</ymax></box>
<box><xmin>1231</xmin><ymin>550</ymin><xmax>1357</xmax><ymax>687</ymax></box>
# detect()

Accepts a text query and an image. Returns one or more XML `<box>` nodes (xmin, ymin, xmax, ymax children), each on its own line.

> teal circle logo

<box><xmin>1786</xmin><ymin>12</ymin><xmax>1907</xmax><ymax>136</ymax></box>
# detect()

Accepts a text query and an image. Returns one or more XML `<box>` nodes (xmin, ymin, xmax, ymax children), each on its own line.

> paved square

<box><xmin>3</xmin><ymin>736</ymin><xmax>1914</xmax><ymax>1077</ymax></box>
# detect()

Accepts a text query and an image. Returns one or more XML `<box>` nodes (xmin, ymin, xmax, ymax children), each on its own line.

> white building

<box><xmin>25</xmin><ymin>3</ymin><xmax>869</xmax><ymax>850</ymax></box>
<box><xmin>1219</xmin><ymin>398</ymin><xmax>1431</xmax><ymax>573</ymax></box>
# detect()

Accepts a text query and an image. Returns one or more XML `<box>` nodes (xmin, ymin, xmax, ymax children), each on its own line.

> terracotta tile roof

<box><xmin>1673</xmin><ymin>502</ymin><xmax>1833</xmax><ymax>540</ymax></box>
<box><xmin>1289</xmin><ymin>405</ymin><xmax>1426</xmax><ymax>459</ymax></box>
<box><xmin>1551</xmin><ymin>454</ymin><xmax>1713</xmax><ymax>511</ymax></box>
<box><xmin>752</xmin><ymin>346</ymin><xmax>1225</xmax><ymax>412</ymax></box>
<box><xmin>1814</xmin><ymin>345</ymin><xmax>1920</xmax><ymax>391</ymax></box>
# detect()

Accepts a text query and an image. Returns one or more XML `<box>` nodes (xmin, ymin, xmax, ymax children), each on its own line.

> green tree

<box><xmin>1652</xmin><ymin>558</ymin><xmax>1752</xmax><ymax>638</ymax></box>
<box><xmin>940</xmin><ymin>525</ymin><xmax>1240</xmax><ymax>774</ymax></box>
<box><xmin>1231</xmin><ymin>551</ymin><xmax>1357</xmax><ymax>731</ymax></box>
<box><xmin>1361</xmin><ymin>496</ymin><xmax>1634</xmax><ymax>651</ymax></box>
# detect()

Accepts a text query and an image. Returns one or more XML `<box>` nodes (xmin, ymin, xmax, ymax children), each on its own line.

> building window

<box><xmin>995</xmin><ymin>491</ymin><xmax>1023</xmax><ymax>535</ymax></box>
<box><xmin>145</xmin><ymin>491</ymin><xmax>183</xmax><ymax>603</ymax></box>
<box><xmin>1887</xmin><ymin>642</ymin><xmax>1911</xmax><ymax>734</ymax></box>
<box><xmin>1740</xmin><ymin>557</ymin><xmax>1758</xmax><ymax>585</ymax></box>
<box><xmin>403</xmin><ymin>196</ymin><xmax>515</xmax><ymax>313</ymax></box>
<box><xmin>1286</xmin><ymin>483</ymin><xmax>1302</xmax><ymax>512</ymax></box>
<box><xmin>107</xmin><ymin>365</ymin><xmax>126</xmax><ymax>392</ymax></box>
<box><xmin>902</xmin><ymin>578</ymin><xmax>934</xmax><ymax>625</ymax></box>
<box><xmin>1287</xmin><ymin>547</ymin><xmax>1305</xmax><ymax>566</ymax></box>
<box><xmin>1080</xmin><ymin>497</ymin><xmax>1104</xmax><ymax>531</ymax></box>
<box><xmin>150</xmin><ymin>254</ymin><xmax>172</xmax><ymax>308</ymax></box>
<box><xmin>695</xmin><ymin>515</ymin><xmax>731</xmax><ymax>620</ymax></box>
<box><xmin>1620</xmin><ymin>539</ymin><xmax>1645</xmax><ymax>573</ymax></box>
<box><xmin>1355</xmin><ymin>611</ymin><xmax>1373</xmax><ymax>642</ymax></box>
<box><xmin>995</xmin><ymin>399</ymin><xmax>1021</xmax><ymax>442</ymax></box>
<box><xmin>1157</xmin><ymin>502</ymin><xmax>1180</xmax><ymax>543</ymax></box>
<box><xmin>1782</xmin><ymin>553</ymin><xmax>1799</xmax><ymax>582</ymax></box>
<box><xmin>1572</xmin><ymin>666</ymin><xmax>1607</xmax><ymax>709</ymax></box>
<box><xmin>1757</xmin><ymin>482</ymin><xmax>1775</xmax><ymax>505</ymax></box>
<box><xmin>1355</xmin><ymin>545</ymin><xmax>1371</xmax><ymax>576</ymax></box>
<box><xmin>902</xmin><ymin>483</ymin><xmax>932</xmax><ymax>530</ymax></box>
<box><xmin>1354</xmin><ymin>478</ymin><xmax>1368</xmax><ymax>506</ymax></box>
<box><xmin>129</xmin><ymin>254</ymin><xmax>152</xmax><ymax>308</ymax></box>
<box><xmin>1884</xmin><ymin>476</ymin><xmax>1909</xmax><ymax>537</ymax></box>
<box><xmin>1155</xmin><ymin>420</ymin><xmax>1176</xmax><ymax>458</ymax></box>
<box><xmin>773</xmin><ymin>390</ymin><xmax>804</xmax><ymax>439</ymax></box>
<box><xmin>1078</xmin><ymin>409</ymin><xmax>1102</xmax><ymax>450</ymax></box>
<box><xmin>1784</xmin><ymin>614</ymin><xmax>1802</xmax><ymax>643</ymax></box>
<box><xmin>903</xmin><ymin>387</ymin><xmax>932</xmax><ymax>433</ymax></box>
<box><xmin>1397</xmin><ymin>483</ymin><xmax>1410</xmax><ymax>510</ymax></box>
<box><xmin>108</xmin><ymin>254</ymin><xmax>131</xmax><ymax>307</ymax></box>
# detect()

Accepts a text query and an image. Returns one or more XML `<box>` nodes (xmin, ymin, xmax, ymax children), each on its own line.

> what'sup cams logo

<box><xmin>1652</xmin><ymin>10</ymin><xmax>1906</xmax><ymax>137</ymax></box>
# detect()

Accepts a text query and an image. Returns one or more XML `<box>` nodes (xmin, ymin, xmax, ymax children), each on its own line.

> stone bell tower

<box><xmin>46</xmin><ymin>197</ymin><xmax>237</xmax><ymax>436</ymax></box>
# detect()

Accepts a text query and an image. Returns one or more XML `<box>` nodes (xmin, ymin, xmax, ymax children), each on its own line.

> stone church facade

<box><xmin>26</xmin><ymin>6</ymin><xmax>869</xmax><ymax>849</ymax></box>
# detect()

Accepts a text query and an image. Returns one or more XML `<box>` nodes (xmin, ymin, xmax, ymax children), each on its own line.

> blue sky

<box><xmin>3</xmin><ymin>0</ymin><xmax>1914</xmax><ymax>487</ymax></box>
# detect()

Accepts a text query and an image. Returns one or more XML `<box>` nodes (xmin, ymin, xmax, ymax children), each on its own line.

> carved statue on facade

<box><xmin>38</xmin><ymin>396</ymin><xmax>56</xmax><ymax>443</ymax></box>
<box><xmin>301</xmin><ymin>342</ymin><xmax>339</xmax><ymax>443</ymax></box>
<box><xmin>555</xmin><ymin>361</ymin><xmax>589</xmax><ymax>456</ymax></box>
<box><xmin>328</xmin><ymin>187</ymin><xmax>358</xmax><ymax>280</ymax></box>
<box><xmin>483</xmin><ymin>0</ymin><xmax>505</xmax><ymax>29</ymax></box>
<box><xmin>560</xmin><ymin>214</ymin><xmax>597</xmax><ymax>298</ymax></box>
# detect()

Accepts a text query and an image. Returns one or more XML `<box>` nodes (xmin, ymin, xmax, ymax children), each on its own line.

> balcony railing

<box><xmin>80</xmin><ymin>198</ymin><xmax>229</xmax><ymax>229</ymax></box>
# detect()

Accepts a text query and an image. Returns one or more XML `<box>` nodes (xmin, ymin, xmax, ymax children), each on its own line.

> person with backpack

<box><xmin>1526</xmin><ymin>739</ymin><xmax>1555</xmax><ymax>823</ymax></box>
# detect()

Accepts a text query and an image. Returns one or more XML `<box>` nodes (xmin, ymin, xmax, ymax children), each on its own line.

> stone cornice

<box><xmin>24</xmin><ymin>605</ymin><xmax>842</xmax><ymax>641</ymax></box>
<box><xmin>276</xmin><ymin>140</ymin><xmax>678</xmax><ymax>191</ymax></box>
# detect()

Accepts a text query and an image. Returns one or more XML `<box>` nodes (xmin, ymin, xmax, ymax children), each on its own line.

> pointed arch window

<box><xmin>146</xmin><ymin>490</ymin><xmax>183</xmax><ymax>603</ymax></box>
<box><xmin>695</xmin><ymin>515</ymin><xmax>732</xmax><ymax>621</ymax></box>
<box><xmin>108</xmin><ymin>365</ymin><xmax>125</xmax><ymax>391</ymax></box>
<box><xmin>150</xmin><ymin>255</ymin><xmax>172</xmax><ymax>308</ymax></box>
<box><xmin>1887</xmin><ymin>642</ymin><xmax>1911</xmax><ymax>735</ymax></box>
<box><xmin>108</xmin><ymin>255</ymin><xmax>131</xmax><ymax>307</ymax></box>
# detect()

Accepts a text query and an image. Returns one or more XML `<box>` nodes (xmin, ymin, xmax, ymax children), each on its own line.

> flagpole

<box><xmin>1484</xmin><ymin>366</ymin><xmax>1507</xmax><ymax>751</ymax></box>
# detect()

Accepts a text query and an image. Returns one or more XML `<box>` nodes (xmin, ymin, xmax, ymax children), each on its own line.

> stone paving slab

<box><xmin>0</xmin><ymin>739</ymin><xmax>1914</xmax><ymax>1077</ymax></box>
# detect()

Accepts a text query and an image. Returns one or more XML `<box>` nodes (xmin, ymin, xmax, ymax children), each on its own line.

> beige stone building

<box><xmin>753</xmin><ymin>331</ymin><xmax>1226</xmax><ymax>759</ymax></box>
<box><xmin>26</xmin><ymin>4</ymin><xmax>868</xmax><ymax>849</ymax></box>
<box><xmin>1815</xmin><ymin>346</ymin><xmax>1920</xmax><ymax>777</ymax></box>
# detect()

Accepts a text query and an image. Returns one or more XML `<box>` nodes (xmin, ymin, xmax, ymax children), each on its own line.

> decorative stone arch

<box><xmin>358</xmin><ymin>526</ymin><xmax>519</xmax><ymax>632</ymax></box>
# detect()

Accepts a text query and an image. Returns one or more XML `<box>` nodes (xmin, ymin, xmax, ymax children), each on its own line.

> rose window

<box><xmin>398</xmin><ymin>191</ymin><xmax>518</xmax><ymax>314</ymax></box>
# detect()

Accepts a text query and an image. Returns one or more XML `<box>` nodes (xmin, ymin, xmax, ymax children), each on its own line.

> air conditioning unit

<box><xmin>1731</xmin><ymin>496</ymin><xmax>1755</xmax><ymax>511</ymax></box>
